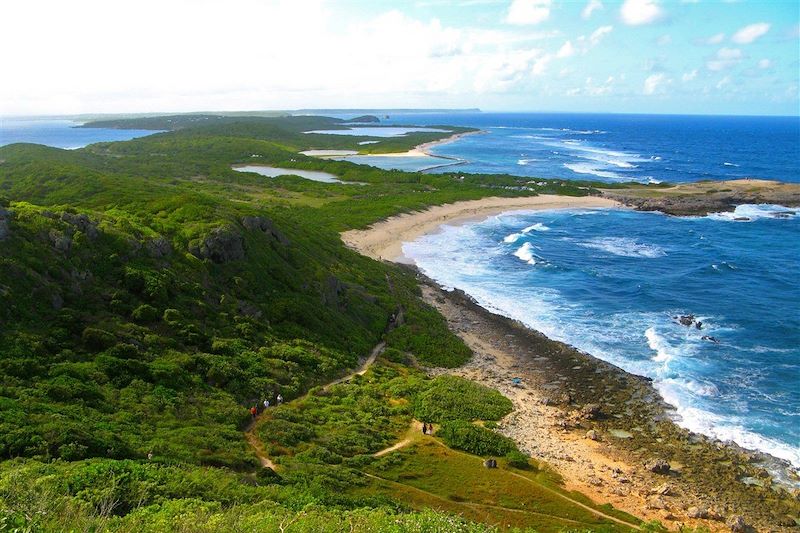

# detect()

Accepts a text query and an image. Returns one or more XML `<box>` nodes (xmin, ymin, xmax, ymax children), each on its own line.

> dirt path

<box><xmin>373</xmin><ymin>420</ymin><xmax>423</xmax><ymax>457</ymax></box>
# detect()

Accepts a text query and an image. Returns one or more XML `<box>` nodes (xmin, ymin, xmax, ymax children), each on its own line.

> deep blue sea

<box><xmin>0</xmin><ymin>118</ymin><xmax>158</xmax><ymax>149</ymax></box>
<box><xmin>365</xmin><ymin>112</ymin><xmax>800</xmax><ymax>469</ymax></box>
<box><xmin>375</xmin><ymin>112</ymin><xmax>800</xmax><ymax>183</ymax></box>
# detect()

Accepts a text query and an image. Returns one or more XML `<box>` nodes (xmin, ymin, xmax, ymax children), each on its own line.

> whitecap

<box><xmin>707</xmin><ymin>204</ymin><xmax>798</xmax><ymax>222</ymax></box>
<box><xmin>513</xmin><ymin>242</ymin><xmax>537</xmax><ymax>265</ymax></box>
<box><xmin>522</xmin><ymin>222</ymin><xmax>549</xmax><ymax>233</ymax></box>
<box><xmin>503</xmin><ymin>232</ymin><xmax>523</xmax><ymax>243</ymax></box>
<box><xmin>723</xmin><ymin>162</ymin><xmax>740</xmax><ymax>167</ymax></box>
<box><xmin>577</xmin><ymin>237</ymin><xmax>666</xmax><ymax>258</ymax></box>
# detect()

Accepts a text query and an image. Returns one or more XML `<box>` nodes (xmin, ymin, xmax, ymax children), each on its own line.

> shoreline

<box><xmin>342</xmin><ymin>197</ymin><xmax>800</xmax><ymax>531</ymax></box>
<box><xmin>341</xmin><ymin>194</ymin><xmax>621</xmax><ymax>263</ymax></box>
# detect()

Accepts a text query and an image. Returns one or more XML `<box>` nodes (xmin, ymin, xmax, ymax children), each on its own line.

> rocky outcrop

<box><xmin>0</xmin><ymin>208</ymin><xmax>11</xmax><ymax>241</ymax></box>
<box><xmin>61</xmin><ymin>212</ymin><xmax>99</xmax><ymax>240</ymax></box>
<box><xmin>241</xmin><ymin>216</ymin><xmax>290</xmax><ymax>246</ymax></box>
<box><xmin>145</xmin><ymin>237</ymin><xmax>172</xmax><ymax>258</ymax></box>
<box><xmin>190</xmin><ymin>227</ymin><xmax>245</xmax><ymax>263</ymax></box>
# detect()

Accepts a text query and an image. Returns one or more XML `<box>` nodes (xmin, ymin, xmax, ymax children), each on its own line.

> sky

<box><xmin>2</xmin><ymin>0</ymin><xmax>799</xmax><ymax>116</ymax></box>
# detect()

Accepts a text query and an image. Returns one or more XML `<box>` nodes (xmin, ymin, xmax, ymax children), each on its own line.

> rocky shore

<box><xmin>414</xmin><ymin>271</ymin><xmax>799</xmax><ymax>532</ymax></box>
<box><xmin>601</xmin><ymin>179</ymin><xmax>800</xmax><ymax>216</ymax></box>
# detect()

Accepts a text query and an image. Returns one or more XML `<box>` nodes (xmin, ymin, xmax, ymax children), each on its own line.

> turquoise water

<box><xmin>0</xmin><ymin>118</ymin><xmax>159</xmax><ymax>148</ymax></box>
<box><xmin>405</xmin><ymin>206</ymin><xmax>800</xmax><ymax>469</ymax></box>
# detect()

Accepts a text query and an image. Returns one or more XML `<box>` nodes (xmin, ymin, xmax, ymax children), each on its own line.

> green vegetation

<box><xmin>0</xmin><ymin>114</ymin><xmax>641</xmax><ymax>531</ymax></box>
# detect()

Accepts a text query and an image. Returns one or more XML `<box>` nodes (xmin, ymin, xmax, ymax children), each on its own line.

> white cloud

<box><xmin>506</xmin><ymin>0</ymin><xmax>551</xmax><ymax>25</ymax></box>
<box><xmin>620</xmin><ymin>0</ymin><xmax>664</xmax><ymax>26</ymax></box>
<box><xmin>704</xmin><ymin>33</ymin><xmax>725</xmax><ymax>45</ymax></box>
<box><xmin>589</xmin><ymin>25</ymin><xmax>614</xmax><ymax>46</ymax></box>
<box><xmin>706</xmin><ymin>47</ymin><xmax>743</xmax><ymax>71</ymax></box>
<box><xmin>682</xmin><ymin>69</ymin><xmax>698</xmax><ymax>82</ymax></box>
<box><xmin>581</xmin><ymin>0</ymin><xmax>603</xmax><ymax>20</ymax></box>
<box><xmin>757</xmin><ymin>58</ymin><xmax>771</xmax><ymax>69</ymax></box>
<box><xmin>716</xmin><ymin>75</ymin><xmax>731</xmax><ymax>89</ymax></box>
<box><xmin>643</xmin><ymin>73</ymin><xmax>669</xmax><ymax>94</ymax></box>
<box><xmin>731</xmin><ymin>22</ymin><xmax>770</xmax><ymax>44</ymax></box>
<box><xmin>557</xmin><ymin>41</ymin><xmax>575</xmax><ymax>58</ymax></box>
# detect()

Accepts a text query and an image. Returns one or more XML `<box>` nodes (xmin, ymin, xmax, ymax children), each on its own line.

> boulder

<box><xmin>241</xmin><ymin>215</ymin><xmax>290</xmax><ymax>246</ymax></box>
<box><xmin>726</xmin><ymin>515</ymin><xmax>748</xmax><ymax>532</ymax></box>
<box><xmin>650</xmin><ymin>483</ymin><xmax>672</xmax><ymax>496</ymax></box>
<box><xmin>687</xmin><ymin>506</ymin><xmax>709</xmax><ymax>519</ymax></box>
<box><xmin>579</xmin><ymin>403</ymin><xmax>602</xmax><ymax>420</ymax></box>
<box><xmin>146</xmin><ymin>237</ymin><xmax>172</xmax><ymax>258</ymax></box>
<box><xmin>190</xmin><ymin>227</ymin><xmax>245</xmax><ymax>263</ymax></box>
<box><xmin>49</xmin><ymin>229</ymin><xmax>72</xmax><ymax>252</ymax></box>
<box><xmin>586</xmin><ymin>429</ymin><xmax>600</xmax><ymax>441</ymax></box>
<box><xmin>646</xmin><ymin>496</ymin><xmax>668</xmax><ymax>510</ymax></box>
<box><xmin>61</xmin><ymin>212</ymin><xmax>99</xmax><ymax>239</ymax></box>
<box><xmin>645</xmin><ymin>458</ymin><xmax>671</xmax><ymax>474</ymax></box>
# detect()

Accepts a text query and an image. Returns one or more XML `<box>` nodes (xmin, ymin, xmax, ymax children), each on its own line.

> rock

<box><xmin>579</xmin><ymin>403</ymin><xmax>602</xmax><ymax>420</ymax></box>
<box><xmin>687</xmin><ymin>506</ymin><xmax>709</xmax><ymax>519</ymax></box>
<box><xmin>587</xmin><ymin>476</ymin><xmax>603</xmax><ymax>486</ymax></box>
<box><xmin>145</xmin><ymin>237</ymin><xmax>172</xmax><ymax>258</ymax></box>
<box><xmin>241</xmin><ymin>215</ymin><xmax>290</xmax><ymax>246</ymax></box>
<box><xmin>0</xmin><ymin>208</ymin><xmax>11</xmax><ymax>241</ymax></box>
<box><xmin>190</xmin><ymin>227</ymin><xmax>245</xmax><ymax>263</ymax></box>
<box><xmin>651</xmin><ymin>483</ymin><xmax>672</xmax><ymax>496</ymax></box>
<box><xmin>646</xmin><ymin>496</ymin><xmax>668</xmax><ymax>510</ymax></box>
<box><xmin>645</xmin><ymin>458</ymin><xmax>671</xmax><ymax>474</ymax></box>
<box><xmin>61</xmin><ymin>212</ymin><xmax>98</xmax><ymax>239</ymax></box>
<box><xmin>701</xmin><ymin>335</ymin><xmax>720</xmax><ymax>343</ymax></box>
<box><xmin>675</xmin><ymin>314</ymin><xmax>695</xmax><ymax>327</ymax></box>
<box><xmin>586</xmin><ymin>429</ymin><xmax>600</xmax><ymax>441</ymax></box>
<box><xmin>726</xmin><ymin>515</ymin><xmax>748</xmax><ymax>532</ymax></box>
<box><xmin>49</xmin><ymin>229</ymin><xmax>72</xmax><ymax>252</ymax></box>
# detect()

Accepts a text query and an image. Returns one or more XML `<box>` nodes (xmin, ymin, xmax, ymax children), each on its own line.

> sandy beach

<box><xmin>342</xmin><ymin>197</ymin><xmax>800</xmax><ymax>531</ymax></box>
<box><xmin>341</xmin><ymin>195</ymin><xmax>621</xmax><ymax>262</ymax></box>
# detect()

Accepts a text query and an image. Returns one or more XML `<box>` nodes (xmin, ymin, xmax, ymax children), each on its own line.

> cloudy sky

<box><xmin>3</xmin><ymin>0</ymin><xmax>798</xmax><ymax>116</ymax></box>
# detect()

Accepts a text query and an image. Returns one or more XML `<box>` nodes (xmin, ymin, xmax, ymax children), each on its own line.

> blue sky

<box><xmin>2</xmin><ymin>0</ymin><xmax>798</xmax><ymax>116</ymax></box>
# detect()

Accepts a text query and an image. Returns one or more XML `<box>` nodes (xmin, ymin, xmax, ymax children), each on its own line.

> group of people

<box><xmin>421</xmin><ymin>422</ymin><xmax>434</xmax><ymax>435</ymax></box>
<box><xmin>250</xmin><ymin>393</ymin><xmax>284</xmax><ymax>419</ymax></box>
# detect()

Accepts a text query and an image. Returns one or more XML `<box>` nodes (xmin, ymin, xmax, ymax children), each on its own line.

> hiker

<box><xmin>422</xmin><ymin>422</ymin><xmax>427</xmax><ymax>435</ymax></box>
<box><xmin>147</xmin><ymin>451</ymin><xmax>153</xmax><ymax>461</ymax></box>
<box><xmin>276</xmin><ymin>394</ymin><xmax>283</xmax><ymax>405</ymax></box>
<box><xmin>263</xmin><ymin>398</ymin><xmax>270</xmax><ymax>410</ymax></box>
<box><xmin>250</xmin><ymin>405</ymin><xmax>257</xmax><ymax>419</ymax></box>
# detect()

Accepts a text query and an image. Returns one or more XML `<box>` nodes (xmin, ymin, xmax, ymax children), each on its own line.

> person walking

<box><xmin>276</xmin><ymin>394</ymin><xmax>283</xmax><ymax>405</ymax></box>
<box><xmin>422</xmin><ymin>422</ymin><xmax>428</xmax><ymax>435</ymax></box>
<box><xmin>250</xmin><ymin>405</ymin><xmax>257</xmax><ymax>419</ymax></box>
<box><xmin>263</xmin><ymin>398</ymin><xmax>270</xmax><ymax>410</ymax></box>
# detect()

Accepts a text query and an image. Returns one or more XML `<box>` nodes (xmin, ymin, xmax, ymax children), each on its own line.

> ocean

<box><xmin>376</xmin><ymin>112</ymin><xmax>800</xmax><ymax>470</ymax></box>
<box><xmin>0</xmin><ymin>118</ymin><xmax>158</xmax><ymax>149</ymax></box>
<box><xmin>375</xmin><ymin>112</ymin><xmax>800</xmax><ymax>183</ymax></box>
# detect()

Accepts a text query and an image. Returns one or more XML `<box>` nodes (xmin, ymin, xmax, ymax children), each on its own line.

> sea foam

<box><xmin>578</xmin><ymin>237</ymin><xmax>666</xmax><ymax>258</ymax></box>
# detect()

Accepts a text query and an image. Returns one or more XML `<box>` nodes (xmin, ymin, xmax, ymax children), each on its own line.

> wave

<box><xmin>563</xmin><ymin>162</ymin><xmax>630</xmax><ymax>181</ymax></box>
<box><xmin>517</xmin><ymin>158</ymin><xmax>542</xmax><ymax>165</ymax></box>
<box><xmin>655</xmin><ymin>381</ymin><xmax>800</xmax><ymax>469</ymax></box>
<box><xmin>645</xmin><ymin>327</ymin><xmax>677</xmax><ymax>364</ymax></box>
<box><xmin>577</xmin><ymin>237</ymin><xmax>666</xmax><ymax>258</ymax></box>
<box><xmin>707</xmin><ymin>204</ymin><xmax>798</xmax><ymax>222</ymax></box>
<box><xmin>723</xmin><ymin>162</ymin><xmax>739</xmax><ymax>167</ymax></box>
<box><xmin>513</xmin><ymin>242</ymin><xmax>537</xmax><ymax>265</ymax></box>
<box><xmin>503</xmin><ymin>232</ymin><xmax>523</xmax><ymax>244</ymax></box>
<box><xmin>522</xmin><ymin>222</ymin><xmax>549</xmax><ymax>233</ymax></box>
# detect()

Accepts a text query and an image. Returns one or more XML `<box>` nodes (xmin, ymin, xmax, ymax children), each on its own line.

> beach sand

<box><xmin>341</xmin><ymin>195</ymin><xmax>621</xmax><ymax>263</ymax></box>
<box><xmin>342</xmin><ymin>198</ymin><xmax>800</xmax><ymax>531</ymax></box>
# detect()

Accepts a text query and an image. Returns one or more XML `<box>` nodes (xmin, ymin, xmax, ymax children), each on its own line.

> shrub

<box><xmin>505</xmin><ymin>450</ymin><xmax>530</xmax><ymax>469</ymax></box>
<box><xmin>81</xmin><ymin>327</ymin><xmax>116</xmax><ymax>350</ymax></box>
<box><xmin>414</xmin><ymin>376</ymin><xmax>513</xmax><ymax>423</ymax></box>
<box><xmin>132</xmin><ymin>304</ymin><xmax>159</xmax><ymax>323</ymax></box>
<box><xmin>438</xmin><ymin>420</ymin><xmax>517</xmax><ymax>457</ymax></box>
<box><xmin>162</xmin><ymin>309</ymin><xmax>180</xmax><ymax>323</ymax></box>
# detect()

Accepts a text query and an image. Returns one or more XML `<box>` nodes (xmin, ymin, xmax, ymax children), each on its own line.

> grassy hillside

<box><xmin>0</xmin><ymin>115</ymin><xmax>644</xmax><ymax>531</ymax></box>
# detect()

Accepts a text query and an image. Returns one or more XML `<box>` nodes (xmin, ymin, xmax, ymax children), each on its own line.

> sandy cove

<box><xmin>342</xmin><ymin>198</ymin><xmax>800</xmax><ymax>532</ymax></box>
<box><xmin>341</xmin><ymin>195</ymin><xmax>620</xmax><ymax>262</ymax></box>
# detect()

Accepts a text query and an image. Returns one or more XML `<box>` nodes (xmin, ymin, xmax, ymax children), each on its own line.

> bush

<box><xmin>414</xmin><ymin>376</ymin><xmax>513</xmax><ymax>423</ymax></box>
<box><xmin>132</xmin><ymin>304</ymin><xmax>159</xmax><ymax>323</ymax></box>
<box><xmin>438</xmin><ymin>420</ymin><xmax>517</xmax><ymax>457</ymax></box>
<box><xmin>162</xmin><ymin>309</ymin><xmax>180</xmax><ymax>323</ymax></box>
<box><xmin>505</xmin><ymin>450</ymin><xmax>530</xmax><ymax>469</ymax></box>
<box><xmin>81</xmin><ymin>327</ymin><xmax>116</xmax><ymax>350</ymax></box>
